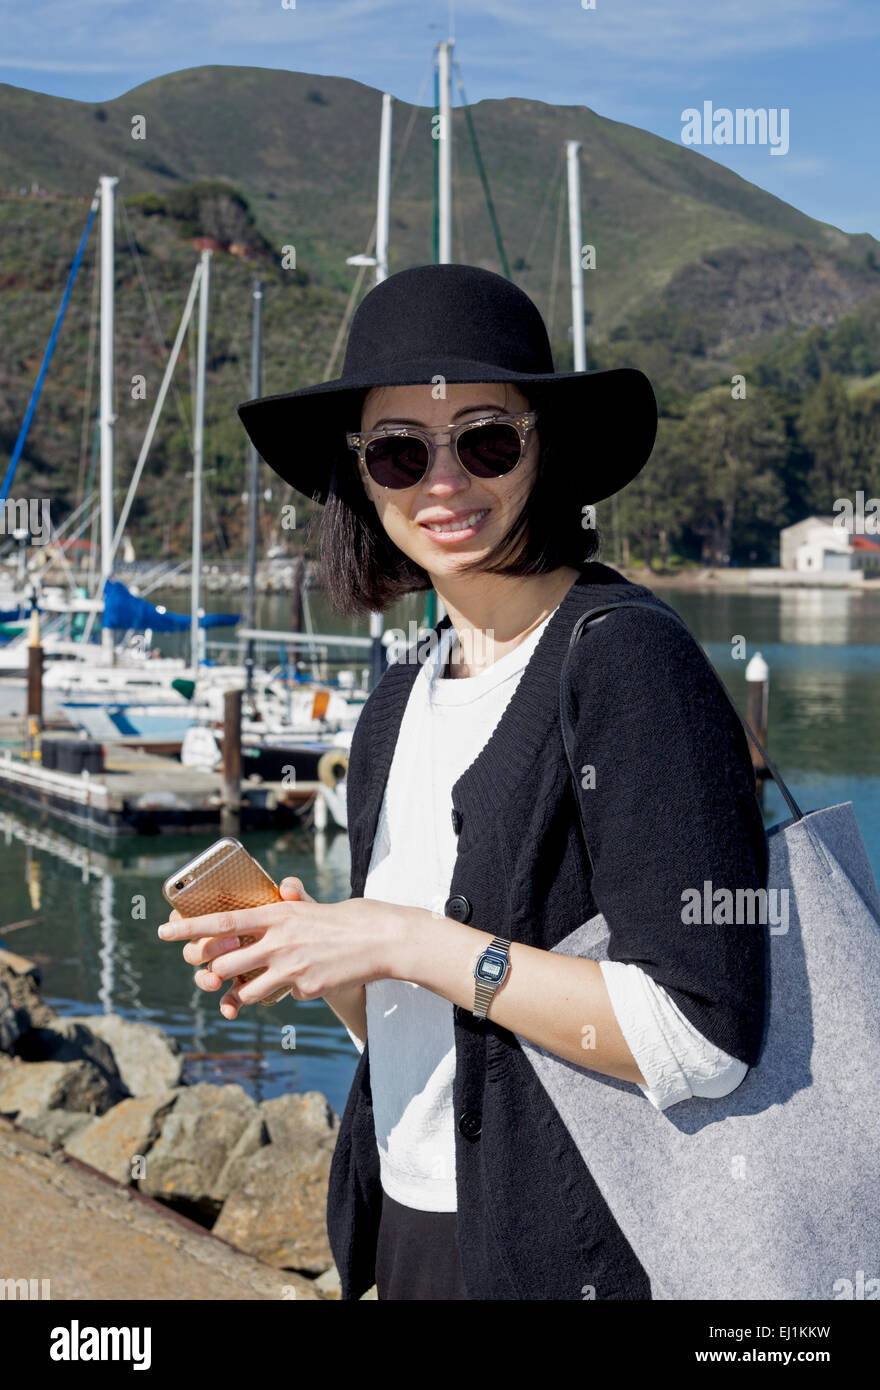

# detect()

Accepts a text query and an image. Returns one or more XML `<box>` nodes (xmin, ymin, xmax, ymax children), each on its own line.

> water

<box><xmin>2</xmin><ymin>583</ymin><xmax>879</xmax><ymax>1119</ymax></box>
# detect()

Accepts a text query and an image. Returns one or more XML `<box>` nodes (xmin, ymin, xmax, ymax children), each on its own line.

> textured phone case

<box><xmin>162</xmin><ymin>838</ymin><xmax>291</xmax><ymax>1006</ymax></box>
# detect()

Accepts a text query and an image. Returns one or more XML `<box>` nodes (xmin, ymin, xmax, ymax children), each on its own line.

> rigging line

<box><xmin>521</xmin><ymin>152</ymin><xmax>564</xmax><ymax>274</ymax></box>
<box><xmin>547</xmin><ymin>166</ymin><xmax>567</xmax><ymax>346</ymax></box>
<box><xmin>75</xmin><ymin>239</ymin><xmax>100</xmax><ymax>520</ymax></box>
<box><xmin>452</xmin><ymin>61</ymin><xmax>510</xmax><ymax>279</ymax></box>
<box><xmin>323</xmin><ymin>59</ymin><xmax>434</xmax><ymax>383</ymax></box>
<box><xmin>1</xmin><ymin>190</ymin><xmax>99</xmax><ymax>504</ymax></box>
<box><xmin>119</xmin><ymin>195</ymin><xmax>193</xmax><ymax>440</ymax></box>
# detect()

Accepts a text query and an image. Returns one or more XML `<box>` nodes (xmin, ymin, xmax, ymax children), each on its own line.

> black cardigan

<box><xmin>326</xmin><ymin>562</ymin><xmax>769</xmax><ymax>1300</ymax></box>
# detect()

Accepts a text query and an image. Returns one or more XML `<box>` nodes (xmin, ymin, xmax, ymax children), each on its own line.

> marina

<box><xmin>0</xmin><ymin>719</ymin><xmax>346</xmax><ymax>838</ymax></box>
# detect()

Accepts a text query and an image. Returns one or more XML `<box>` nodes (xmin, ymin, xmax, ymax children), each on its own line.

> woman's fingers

<box><xmin>219</xmin><ymin>981</ymin><xmax>245</xmax><ymax>1020</ymax></box>
<box><xmin>280</xmin><ymin>876</ymin><xmax>316</xmax><ymax>903</ymax></box>
<box><xmin>196</xmin><ymin>941</ymin><xmax>269</xmax><ymax>981</ymax></box>
<box><xmin>183</xmin><ymin>933</ymin><xmax>240</xmax><ymax>966</ymax></box>
<box><xmin>157</xmin><ymin>900</ymin><xmax>292</xmax><ymax>941</ymax></box>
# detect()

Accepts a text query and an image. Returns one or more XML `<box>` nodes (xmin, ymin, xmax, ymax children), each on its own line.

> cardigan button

<box><xmin>451</xmin><ymin>808</ymin><xmax>463</xmax><ymax>834</ymax></box>
<box><xmin>444</xmin><ymin>894</ymin><xmax>472</xmax><ymax>922</ymax></box>
<box><xmin>458</xmin><ymin>1109</ymin><xmax>482</xmax><ymax>1139</ymax></box>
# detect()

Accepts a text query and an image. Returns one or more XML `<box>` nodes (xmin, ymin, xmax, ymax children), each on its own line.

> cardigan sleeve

<box><xmin>561</xmin><ymin>602</ymin><xmax>769</xmax><ymax>1066</ymax></box>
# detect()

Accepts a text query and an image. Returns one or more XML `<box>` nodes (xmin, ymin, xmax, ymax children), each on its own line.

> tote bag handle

<box><xmin>559</xmin><ymin>600</ymin><xmax>804</xmax><ymax>837</ymax></box>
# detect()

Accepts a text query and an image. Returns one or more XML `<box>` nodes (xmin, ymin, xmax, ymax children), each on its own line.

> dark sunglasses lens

<box><xmin>457</xmin><ymin>422</ymin><xmax>523</xmax><ymax>478</ymax></box>
<box><xmin>364</xmin><ymin>435</ymin><xmax>430</xmax><ymax>488</ymax></box>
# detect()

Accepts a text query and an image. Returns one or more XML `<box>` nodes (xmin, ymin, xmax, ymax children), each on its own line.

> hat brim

<box><xmin>236</xmin><ymin>359</ymin><xmax>657</xmax><ymax>507</ymax></box>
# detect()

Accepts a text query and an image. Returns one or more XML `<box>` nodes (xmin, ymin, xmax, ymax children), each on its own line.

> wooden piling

<box><xmin>25</xmin><ymin>609</ymin><xmax>43</xmax><ymax>761</ymax></box>
<box><xmin>745</xmin><ymin>653</ymin><xmax>770</xmax><ymax>808</ymax></box>
<box><xmin>220</xmin><ymin>689</ymin><xmax>242</xmax><ymax>835</ymax></box>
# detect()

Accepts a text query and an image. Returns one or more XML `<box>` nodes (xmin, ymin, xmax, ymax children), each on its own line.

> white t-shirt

<box><xmin>347</xmin><ymin>610</ymin><xmax>746</xmax><ymax>1211</ymax></box>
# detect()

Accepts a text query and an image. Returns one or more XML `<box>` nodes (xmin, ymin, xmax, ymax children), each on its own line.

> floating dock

<box><xmin>0</xmin><ymin>718</ymin><xmax>343</xmax><ymax>839</ymax></box>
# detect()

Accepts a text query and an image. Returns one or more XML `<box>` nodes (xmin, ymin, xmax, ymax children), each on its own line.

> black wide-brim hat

<box><xmin>237</xmin><ymin>262</ymin><xmax>657</xmax><ymax>506</ymax></box>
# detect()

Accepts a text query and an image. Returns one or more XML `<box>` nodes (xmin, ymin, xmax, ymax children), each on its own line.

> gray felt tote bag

<box><xmin>514</xmin><ymin>598</ymin><xmax>880</xmax><ymax>1301</ymax></box>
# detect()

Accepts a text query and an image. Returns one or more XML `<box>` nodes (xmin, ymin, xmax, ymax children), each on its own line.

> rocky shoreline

<box><xmin>0</xmin><ymin>950</ymin><xmax>372</xmax><ymax>1300</ymax></box>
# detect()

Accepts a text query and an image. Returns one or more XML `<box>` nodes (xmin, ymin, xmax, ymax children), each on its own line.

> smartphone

<box><xmin>162</xmin><ymin>836</ymin><xmax>292</xmax><ymax>1007</ymax></box>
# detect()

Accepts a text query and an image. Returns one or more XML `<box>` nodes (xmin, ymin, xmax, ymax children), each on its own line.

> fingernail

<box><xmin>157</xmin><ymin>924</ymin><xmax>171</xmax><ymax>939</ymax></box>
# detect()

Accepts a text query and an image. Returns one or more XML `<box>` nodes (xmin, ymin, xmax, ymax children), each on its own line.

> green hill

<box><xmin>1</xmin><ymin>65</ymin><xmax>879</xmax><ymax>566</ymax></box>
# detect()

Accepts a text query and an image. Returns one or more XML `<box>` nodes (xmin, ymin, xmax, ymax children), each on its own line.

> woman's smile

<box><xmin>418</xmin><ymin>507</ymin><xmax>491</xmax><ymax>542</ymax></box>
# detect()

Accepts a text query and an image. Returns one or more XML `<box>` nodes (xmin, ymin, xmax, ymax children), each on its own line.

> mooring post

<box><xmin>26</xmin><ymin>607</ymin><xmax>43</xmax><ymax>761</ymax></box>
<box><xmin>221</xmin><ymin>688</ymin><xmax>242</xmax><ymax>835</ymax></box>
<box><xmin>745</xmin><ymin>652</ymin><xmax>770</xmax><ymax>808</ymax></box>
<box><xmin>369</xmin><ymin>611</ymin><xmax>384</xmax><ymax>691</ymax></box>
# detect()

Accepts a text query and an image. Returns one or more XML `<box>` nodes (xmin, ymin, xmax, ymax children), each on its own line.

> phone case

<box><xmin>162</xmin><ymin>837</ymin><xmax>291</xmax><ymax>1006</ymax></box>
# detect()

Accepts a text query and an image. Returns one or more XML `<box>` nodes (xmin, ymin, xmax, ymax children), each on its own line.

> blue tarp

<box><xmin>0</xmin><ymin>609</ymin><xmax>27</xmax><ymax>622</ymax></box>
<box><xmin>102</xmin><ymin>579</ymin><xmax>240</xmax><ymax>632</ymax></box>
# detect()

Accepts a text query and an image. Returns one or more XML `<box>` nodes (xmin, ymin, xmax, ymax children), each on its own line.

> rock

<box><xmin>0</xmin><ymin>955</ymin><xmax>58</xmax><ymax>1034</ymax></box>
<box><xmin>16</xmin><ymin>1108</ymin><xmax>94</xmax><ymax>1149</ymax></box>
<box><xmin>15</xmin><ymin>1020</ymin><xmax>128</xmax><ymax>1107</ymax></box>
<box><xmin>137</xmin><ymin>1083</ymin><xmax>261</xmax><ymax>1219</ymax></box>
<box><xmin>259</xmin><ymin>1091</ymin><xmax>340</xmax><ymax>1148</ymax></box>
<box><xmin>214</xmin><ymin>1113</ymin><xmax>269</xmax><ymax>1200</ymax></box>
<box><xmin>314</xmin><ymin>1262</ymin><xmax>341</xmax><ymax>1298</ymax></box>
<box><xmin>0</xmin><ymin>977</ymin><xmax>25</xmax><ymax>1053</ymax></box>
<box><xmin>64</xmin><ymin>1091</ymin><xmax>179</xmax><ymax>1184</ymax></box>
<box><xmin>66</xmin><ymin>1013</ymin><xmax>183</xmax><ymax>1097</ymax></box>
<box><xmin>0</xmin><ymin>1059</ymin><xmax>121</xmax><ymax>1118</ymax></box>
<box><xmin>212</xmin><ymin>1134</ymin><xmax>335</xmax><ymax>1274</ymax></box>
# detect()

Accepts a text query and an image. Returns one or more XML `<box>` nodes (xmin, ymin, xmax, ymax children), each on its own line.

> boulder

<box><xmin>314</xmin><ymin>1262</ymin><xmax>341</xmax><ymax>1299</ymax></box>
<box><xmin>16</xmin><ymin>1108</ymin><xmax>94</xmax><ymax>1148</ymax></box>
<box><xmin>0</xmin><ymin>954</ymin><xmax>57</xmax><ymax>1034</ymax></box>
<box><xmin>137</xmin><ymin>1083</ymin><xmax>262</xmax><ymax>1219</ymax></box>
<box><xmin>212</xmin><ymin>1096</ymin><xmax>338</xmax><ymax>1273</ymax></box>
<box><xmin>260</xmin><ymin>1091</ymin><xmax>340</xmax><ymax>1148</ymax></box>
<box><xmin>0</xmin><ymin>977</ymin><xmax>24</xmax><ymax>1053</ymax></box>
<box><xmin>15</xmin><ymin>1020</ymin><xmax>128</xmax><ymax>1107</ymax></box>
<box><xmin>0</xmin><ymin>1058</ymin><xmax>121</xmax><ymax>1118</ymax></box>
<box><xmin>66</xmin><ymin>1013</ymin><xmax>183</xmax><ymax>1097</ymax></box>
<box><xmin>64</xmin><ymin>1091</ymin><xmax>179</xmax><ymax>1184</ymax></box>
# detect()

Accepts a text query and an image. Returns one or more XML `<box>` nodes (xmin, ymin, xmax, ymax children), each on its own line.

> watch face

<box><xmin>477</xmin><ymin>956</ymin><xmax>505</xmax><ymax>983</ymax></box>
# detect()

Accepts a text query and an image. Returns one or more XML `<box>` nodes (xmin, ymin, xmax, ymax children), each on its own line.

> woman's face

<box><xmin>355</xmin><ymin>381</ymin><xmax>539</xmax><ymax>578</ymax></box>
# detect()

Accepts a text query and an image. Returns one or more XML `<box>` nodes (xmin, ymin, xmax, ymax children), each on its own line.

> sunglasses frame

<box><xmin>346</xmin><ymin>410</ymin><xmax>538</xmax><ymax>491</ymax></box>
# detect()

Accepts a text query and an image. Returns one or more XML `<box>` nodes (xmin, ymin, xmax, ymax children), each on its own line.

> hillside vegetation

<box><xmin>1</xmin><ymin>66</ymin><xmax>879</xmax><ymax>569</ymax></box>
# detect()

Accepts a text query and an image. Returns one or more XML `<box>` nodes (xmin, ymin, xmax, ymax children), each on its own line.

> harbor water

<box><xmin>2</xmin><ymin>582</ymin><xmax>880</xmax><ymax>1119</ymax></box>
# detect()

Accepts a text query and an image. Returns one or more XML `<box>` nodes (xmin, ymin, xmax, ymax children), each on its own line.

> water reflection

<box><xmin>3</xmin><ymin>586</ymin><xmax>880</xmax><ymax>1113</ymax></box>
<box><xmin>0</xmin><ymin>807</ymin><xmax>359</xmax><ymax>1116</ymax></box>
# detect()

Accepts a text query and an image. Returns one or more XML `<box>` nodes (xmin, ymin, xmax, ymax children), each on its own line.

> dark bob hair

<box><xmin>315</xmin><ymin>380</ymin><xmax>602</xmax><ymax>616</ymax></box>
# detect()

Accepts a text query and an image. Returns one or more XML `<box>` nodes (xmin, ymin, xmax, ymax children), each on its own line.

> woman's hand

<box><xmin>158</xmin><ymin>876</ymin><xmax>430</xmax><ymax>1020</ymax></box>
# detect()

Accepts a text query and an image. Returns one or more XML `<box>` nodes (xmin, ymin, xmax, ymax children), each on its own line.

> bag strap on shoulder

<box><xmin>558</xmin><ymin>599</ymin><xmax>804</xmax><ymax>844</ymax></box>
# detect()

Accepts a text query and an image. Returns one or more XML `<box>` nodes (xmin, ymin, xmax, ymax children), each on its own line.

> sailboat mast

<box><xmin>191</xmin><ymin>248</ymin><xmax>212</xmax><ymax>675</ymax></box>
<box><xmin>244</xmin><ymin>276</ymin><xmax>263</xmax><ymax>708</ymax></box>
<box><xmin>375</xmin><ymin>93</ymin><xmax>393</xmax><ymax>284</ymax></box>
<box><xmin>566</xmin><ymin>141</ymin><xmax>587</xmax><ymax>371</ymax></box>
<box><xmin>99</xmin><ymin>175</ymin><xmax>119</xmax><ymax>662</ymax></box>
<box><xmin>437</xmin><ymin>40</ymin><xmax>454</xmax><ymax>263</ymax></box>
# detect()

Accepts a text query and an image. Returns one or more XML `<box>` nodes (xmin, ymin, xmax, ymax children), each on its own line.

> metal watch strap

<box><xmin>473</xmin><ymin>935</ymin><xmax>511</xmax><ymax>1018</ymax></box>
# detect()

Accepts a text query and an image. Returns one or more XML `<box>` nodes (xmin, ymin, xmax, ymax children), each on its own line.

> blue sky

<box><xmin>3</xmin><ymin>0</ymin><xmax>879</xmax><ymax>238</ymax></box>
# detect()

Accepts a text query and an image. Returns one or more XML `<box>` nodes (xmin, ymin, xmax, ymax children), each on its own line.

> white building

<box><xmin>779</xmin><ymin>515</ymin><xmax>880</xmax><ymax>573</ymax></box>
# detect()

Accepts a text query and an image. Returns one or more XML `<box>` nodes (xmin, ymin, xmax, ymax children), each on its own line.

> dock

<box><xmin>0</xmin><ymin>718</ymin><xmax>343</xmax><ymax>839</ymax></box>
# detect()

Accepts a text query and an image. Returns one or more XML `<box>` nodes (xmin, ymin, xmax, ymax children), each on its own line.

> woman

<box><xmin>159</xmin><ymin>264</ymin><xmax>768</xmax><ymax>1300</ymax></box>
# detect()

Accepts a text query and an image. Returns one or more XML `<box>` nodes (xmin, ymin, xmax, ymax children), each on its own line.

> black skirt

<box><xmin>375</xmin><ymin>1189</ymin><xmax>468</xmax><ymax>1300</ymax></box>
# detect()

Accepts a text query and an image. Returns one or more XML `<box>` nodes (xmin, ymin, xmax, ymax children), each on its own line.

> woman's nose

<box><xmin>424</xmin><ymin>438</ymin><xmax>466</xmax><ymax>488</ymax></box>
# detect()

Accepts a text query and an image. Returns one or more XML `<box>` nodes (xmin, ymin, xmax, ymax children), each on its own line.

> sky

<box><xmin>2</xmin><ymin>0</ymin><xmax>879</xmax><ymax>239</ymax></box>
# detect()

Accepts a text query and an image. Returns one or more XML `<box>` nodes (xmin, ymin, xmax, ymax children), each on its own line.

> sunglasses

<box><xmin>346</xmin><ymin>410</ymin><xmax>538</xmax><ymax>491</ymax></box>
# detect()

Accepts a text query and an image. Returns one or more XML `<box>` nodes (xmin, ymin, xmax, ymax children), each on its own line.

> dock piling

<box><xmin>221</xmin><ymin>688</ymin><xmax>242</xmax><ymax>835</ymax></box>
<box><xmin>745</xmin><ymin>652</ymin><xmax>770</xmax><ymax>808</ymax></box>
